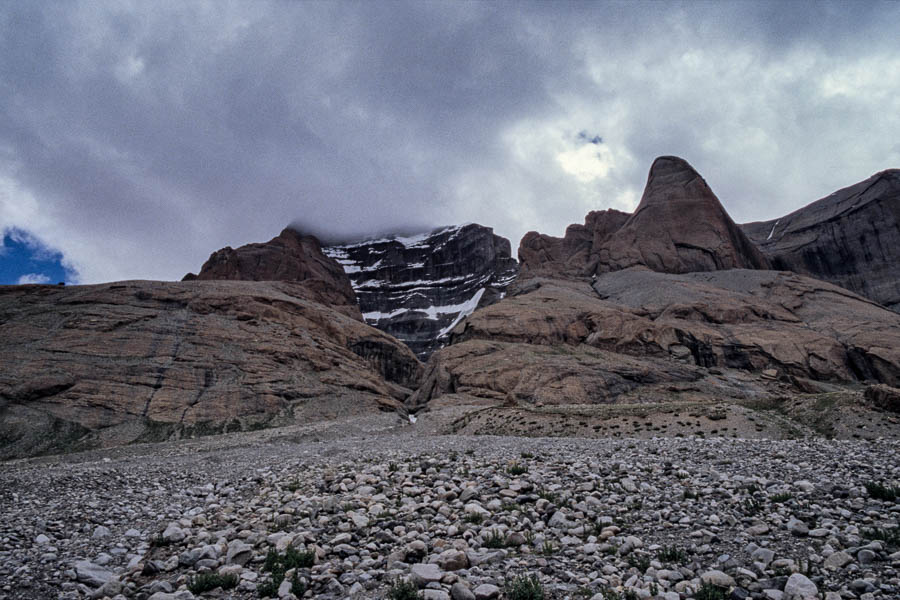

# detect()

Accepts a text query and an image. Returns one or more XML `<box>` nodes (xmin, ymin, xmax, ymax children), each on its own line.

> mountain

<box><xmin>415</xmin><ymin>157</ymin><xmax>900</xmax><ymax>439</ymax></box>
<box><xmin>324</xmin><ymin>224</ymin><xmax>518</xmax><ymax>360</ymax></box>
<box><xmin>741</xmin><ymin>169</ymin><xmax>900</xmax><ymax>312</ymax></box>
<box><xmin>519</xmin><ymin>157</ymin><xmax>768</xmax><ymax>277</ymax></box>
<box><xmin>1</xmin><ymin>237</ymin><xmax>422</xmax><ymax>459</ymax></box>
<box><xmin>183</xmin><ymin>227</ymin><xmax>358</xmax><ymax>311</ymax></box>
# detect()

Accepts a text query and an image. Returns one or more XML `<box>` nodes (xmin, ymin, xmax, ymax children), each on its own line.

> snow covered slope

<box><xmin>325</xmin><ymin>224</ymin><xmax>518</xmax><ymax>360</ymax></box>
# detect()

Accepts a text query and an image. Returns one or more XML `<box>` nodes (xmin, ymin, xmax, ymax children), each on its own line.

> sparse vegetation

<box><xmin>259</xmin><ymin>547</ymin><xmax>315</xmax><ymax>597</ymax></box>
<box><xmin>695</xmin><ymin>581</ymin><xmax>728</xmax><ymax>600</ymax></box>
<box><xmin>863</xmin><ymin>526</ymin><xmax>900</xmax><ymax>548</ymax></box>
<box><xmin>386</xmin><ymin>578</ymin><xmax>420</xmax><ymax>600</ymax></box>
<box><xmin>627</xmin><ymin>552</ymin><xmax>650</xmax><ymax>572</ymax></box>
<box><xmin>483</xmin><ymin>529</ymin><xmax>508</xmax><ymax>549</ymax></box>
<box><xmin>656</xmin><ymin>545</ymin><xmax>687</xmax><ymax>564</ymax></box>
<box><xmin>504</xmin><ymin>574</ymin><xmax>544</xmax><ymax>600</ymax></box>
<box><xmin>507</xmin><ymin>461</ymin><xmax>527</xmax><ymax>476</ymax></box>
<box><xmin>464</xmin><ymin>512</ymin><xmax>484</xmax><ymax>524</ymax></box>
<box><xmin>770</xmin><ymin>492</ymin><xmax>793</xmax><ymax>503</ymax></box>
<box><xmin>865</xmin><ymin>481</ymin><xmax>900</xmax><ymax>501</ymax></box>
<box><xmin>187</xmin><ymin>572</ymin><xmax>238</xmax><ymax>594</ymax></box>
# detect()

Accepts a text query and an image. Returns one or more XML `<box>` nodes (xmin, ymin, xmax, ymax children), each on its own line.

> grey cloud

<box><xmin>0</xmin><ymin>1</ymin><xmax>898</xmax><ymax>282</ymax></box>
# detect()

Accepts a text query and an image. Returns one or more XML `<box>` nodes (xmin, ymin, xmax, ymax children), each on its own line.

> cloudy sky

<box><xmin>1</xmin><ymin>1</ymin><xmax>899</xmax><ymax>284</ymax></box>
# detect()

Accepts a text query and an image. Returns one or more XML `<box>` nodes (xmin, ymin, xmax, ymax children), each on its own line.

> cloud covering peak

<box><xmin>1</xmin><ymin>1</ymin><xmax>899</xmax><ymax>283</ymax></box>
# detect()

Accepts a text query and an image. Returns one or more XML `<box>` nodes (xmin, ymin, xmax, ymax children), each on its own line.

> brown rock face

<box><xmin>410</xmin><ymin>269</ymin><xmax>900</xmax><ymax>410</ymax></box>
<box><xmin>517</xmin><ymin>157</ymin><xmax>767</xmax><ymax>278</ymax></box>
<box><xmin>518</xmin><ymin>210</ymin><xmax>629</xmax><ymax>278</ymax></box>
<box><xmin>0</xmin><ymin>280</ymin><xmax>422</xmax><ymax>458</ymax></box>
<box><xmin>741</xmin><ymin>169</ymin><xmax>900</xmax><ymax>311</ymax></box>
<box><xmin>596</xmin><ymin>157</ymin><xmax>769</xmax><ymax>274</ymax></box>
<box><xmin>184</xmin><ymin>228</ymin><xmax>358</xmax><ymax>313</ymax></box>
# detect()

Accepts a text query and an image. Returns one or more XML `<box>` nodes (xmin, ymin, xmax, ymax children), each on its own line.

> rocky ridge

<box><xmin>0</xmin><ymin>279</ymin><xmax>421</xmax><ymax>459</ymax></box>
<box><xmin>324</xmin><ymin>224</ymin><xmax>518</xmax><ymax>360</ymax></box>
<box><xmin>741</xmin><ymin>169</ymin><xmax>900</xmax><ymax>312</ymax></box>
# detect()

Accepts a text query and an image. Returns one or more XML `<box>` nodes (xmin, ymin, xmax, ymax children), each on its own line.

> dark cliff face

<box><xmin>325</xmin><ymin>224</ymin><xmax>518</xmax><ymax>360</ymax></box>
<box><xmin>741</xmin><ymin>169</ymin><xmax>900</xmax><ymax>312</ymax></box>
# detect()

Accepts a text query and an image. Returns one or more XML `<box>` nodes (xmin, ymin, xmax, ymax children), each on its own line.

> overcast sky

<box><xmin>1</xmin><ymin>1</ymin><xmax>899</xmax><ymax>284</ymax></box>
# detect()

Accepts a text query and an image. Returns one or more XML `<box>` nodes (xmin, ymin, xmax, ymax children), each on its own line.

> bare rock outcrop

<box><xmin>517</xmin><ymin>157</ymin><xmax>767</xmax><ymax>278</ymax></box>
<box><xmin>0</xmin><ymin>280</ymin><xmax>422</xmax><ymax>458</ymax></box>
<box><xmin>741</xmin><ymin>169</ymin><xmax>900</xmax><ymax>311</ymax></box>
<box><xmin>183</xmin><ymin>228</ymin><xmax>358</xmax><ymax>313</ymax></box>
<box><xmin>518</xmin><ymin>210</ymin><xmax>629</xmax><ymax>278</ymax></box>
<box><xmin>596</xmin><ymin>157</ymin><xmax>769</xmax><ymax>274</ymax></box>
<box><xmin>411</xmin><ymin>269</ymin><xmax>900</xmax><ymax>410</ymax></box>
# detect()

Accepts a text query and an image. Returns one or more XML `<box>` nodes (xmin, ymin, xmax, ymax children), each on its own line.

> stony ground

<box><xmin>1</xmin><ymin>414</ymin><xmax>899</xmax><ymax>600</ymax></box>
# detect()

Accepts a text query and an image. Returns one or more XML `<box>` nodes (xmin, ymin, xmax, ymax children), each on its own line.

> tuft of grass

<box><xmin>770</xmin><ymin>492</ymin><xmax>793</xmax><ymax>503</ymax></box>
<box><xmin>743</xmin><ymin>497</ymin><xmax>763</xmax><ymax>516</ymax></box>
<box><xmin>656</xmin><ymin>545</ymin><xmax>687</xmax><ymax>564</ymax></box>
<box><xmin>285</xmin><ymin>480</ymin><xmax>300</xmax><ymax>492</ymax></box>
<box><xmin>694</xmin><ymin>581</ymin><xmax>728</xmax><ymax>600</ymax></box>
<box><xmin>520</xmin><ymin>451</ymin><xmax>535</xmax><ymax>459</ymax></box>
<box><xmin>464</xmin><ymin>512</ymin><xmax>484</xmax><ymax>525</ymax></box>
<box><xmin>537</xmin><ymin>489</ymin><xmax>558</xmax><ymax>503</ymax></box>
<box><xmin>504</xmin><ymin>574</ymin><xmax>544</xmax><ymax>600</ymax></box>
<box><xmin>540</xmin><ymin>540</ymin><xmax>555</xmax><ymax>556</ymax></box>
<box><xmin>388</xmin><ymin>462</ymin><xmax>399</xmax><ymax>473</ymax></box>
<box><xmin>386</xmin><ymin>578</ymin><xmax>420</xmax><ymax>600</ymax></box>
<box><xmin>188</xmin><ymin>573</ymin><xmax>238</xmax><ymax>594</ymax></box>
<box><xmin>259</xmin><ymin>547</ymin><xmax>315</xmax><ymax>597</ymax></box>
<box><xmin>483</xmin><ymin>529</ymin><xmax>508</xmax><ymax>549</ymax></box>
<box><xmin>507</xmin><ymin>462</ymin><xmax>527</xmax><ymax>476</ymax></box>
<box><xmin>865</xmin><ymin>481</ymin><xmax>900</xmax><ymax>501</ymax></box>
<box><xmin>863</xmin><ymin>526</ymin><xmax>900</xmax><ymax>548</ymax></box>
<box><xmin>627</xmin><ymin>552</ymin><xmax>650</xmax><ymax>572</ymax></box>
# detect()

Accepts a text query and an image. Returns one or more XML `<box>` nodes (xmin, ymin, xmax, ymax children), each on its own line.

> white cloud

<box><xmin>17</xmin><ymin>273</ymin><xmax>51</xmax><ymax>285</ymax></box>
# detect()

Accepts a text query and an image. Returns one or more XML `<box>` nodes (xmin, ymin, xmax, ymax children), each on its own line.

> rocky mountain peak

<box><xmin>325</xmin><ymin>224</ymin><xmax>518</xmax><ymax>360</ymax></box>
<box><xmin>595</xmin><ymin>155</ymin><xmax>769</xmax><ymax>274</ymax></box>
<box><xmin>183</xmin><ymin>227</ymin><xmax>359</xmax><ymax>314</ymax></box>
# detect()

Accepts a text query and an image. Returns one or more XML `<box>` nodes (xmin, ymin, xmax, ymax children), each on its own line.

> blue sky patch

<box><xmin>0</xmin><ymin>229</ymin><xmax>73</xmax><ymax>285</ymax></box>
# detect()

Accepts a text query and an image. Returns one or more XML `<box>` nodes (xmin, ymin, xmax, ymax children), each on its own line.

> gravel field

<box><xmin>1</xmin><ymin>416</ymin><xmax>899</xmax><ymax>600</ymax></box>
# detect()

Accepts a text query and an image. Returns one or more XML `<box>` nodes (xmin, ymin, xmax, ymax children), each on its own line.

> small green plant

<box><xmin>464</xmin><ymin>512</ymin><xmax>484</xmax><ymax>525</ymax></box>
<box><xmin>683</xmin><ymin>489</ymin><xmax>698</xmax><ymax>500</ymax></box>
<box><xmin>504</xmin><ymin>573</ymin><xmax>544</xmax><ymax>600</ymax></box>
<box><xmin>743</xmin><ymin>497</ymin><xmax>763</xmax><ymax>516</ymax></box>
<box><xmin>627</xmin><ymin>552</ymin><xmax>650</xmax><ymax>572</ymax></box>
<box><xmin>770</xmin><ymin>492</ymin><xmax>793</xmax><ymax>503</ymax></box>
<box><xmin>695</xmin><ymin>581</ymin><xmax>728</xmax><ymax>600</ymax></box>
<box><xmin>507</xmin><ymin>462</ymin><xmax>527</xmax><ymax>476</ymax></box>
<box><xmin>386</xmin><ymin>578</ymin><xmax>420</xmax><ymax>600</ymax></box>
<box><xmin>483</xmin><ymin>529</ymin><xmax>508</xmax><ymax>549</ymax></box>
<box><xmin>290</xmin><ymin>573</ymin><xmax>306</xmax><ymax>597</ymax></box>
<box><xmin>540</xmin><ymin>540</ymin><xmax>555</xmax><ymax>555</ymax></box>
<box><xmin>865</xmin><ymin>481</ymin><xmax>900</xmax><ymax>501</ymax></box>
<box><xmin>188</xmin><ymin>572</ymin><xmax>238</xmax><ymax>594</ymax></box>
<box><xmin>388</xmin><ymin>462</ymin><xmax>399</xmax><ymax>472</ymax></box>
<box><xmin>285</xmin><ymin>480</ymin><xmax>300</xmax><ymax>492</ymax></box>
<box><xmin>521</xmin><ymin>451</ymin><xmax>534</xmax><ymax>459</ymax></box>
<box><xmin>525</xmin><ymin>530</ymin><xmax>536</xmax><ymax>545</ymax></box>
<box><xmin>537</xmin><ymin>489</ymin><xmax>558</xmax><ymax>503</ymax></box>
<box><xmin>259</xmin><ymin>547</ymin><xmax>315</xmax><ymax>597</ymax></box>
<box><xmin>863</xmin><ymin>526</ymin><xmax>900</xmax><ymax>548</ymax></box>
<box><xmin>656</xmin><ymin>545</ymin><xmax>687</xmax><ymax>564</ymax></box>
<box><xmin>501</xmin><ymin>502</ymin><xmax>519</xmax><ymax>512</ymax></box>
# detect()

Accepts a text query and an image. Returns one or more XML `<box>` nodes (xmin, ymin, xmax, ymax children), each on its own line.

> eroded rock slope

<box><xmin>1</xmin><ymin>268</ymin><xmax>421</xmax><ymax>459</ymax></box>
